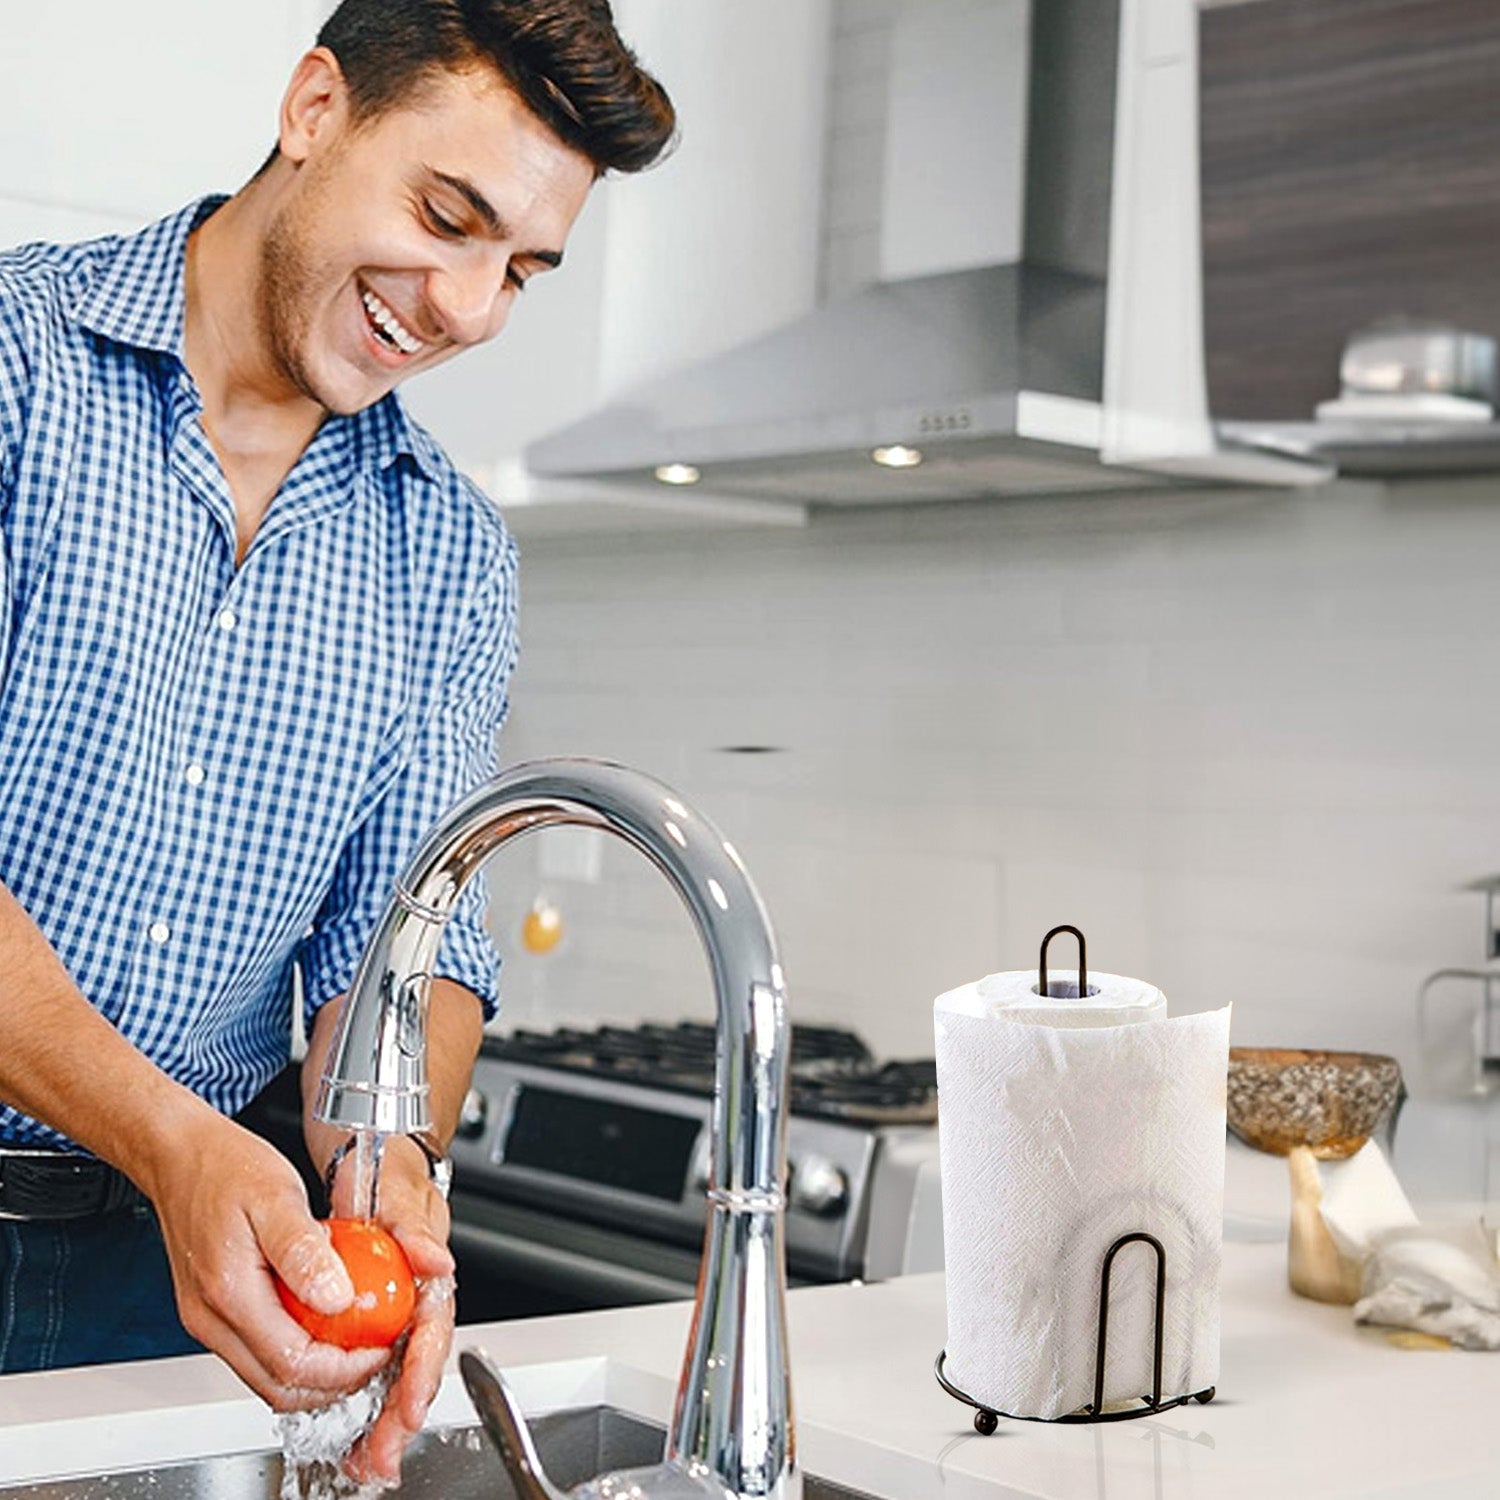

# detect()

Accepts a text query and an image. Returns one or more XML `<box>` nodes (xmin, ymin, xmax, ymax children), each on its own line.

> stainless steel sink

<box><xmin>0</xmin><ymin>1407</ymin><xmax>872</xmax><ymax>1500</ymax></box>
<box><xmin>1</xmin><ymin>1405</ymin><xmax>663</xmax><ymax>1500</ymax></box>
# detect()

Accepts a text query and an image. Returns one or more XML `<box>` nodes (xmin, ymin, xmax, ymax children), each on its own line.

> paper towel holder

<box><xmin>933</xmin><ymin>1231</ymin><xmax>1217</xmax><ymax>1432</ymax></box>
<box><xmin>1036</xmin><ymin>924</ymin><xmax>1098</xmax><ymax>999</ymax></box>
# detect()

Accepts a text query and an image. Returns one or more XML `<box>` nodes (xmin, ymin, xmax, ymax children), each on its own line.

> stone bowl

<box><xmin>1226</xmin><ymin>1047</ymin><xmax>1405</xmax><ymax>1159</ymax></box>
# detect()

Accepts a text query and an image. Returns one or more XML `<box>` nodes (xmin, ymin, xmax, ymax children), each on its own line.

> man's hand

<box><xmin>329</xmin><ymin>1133</ymin><xmax>456</xmax><ymax>1486</ymax></box>
<box><xmin>146</xmin><ymin>1110</ymin><xmax>391</xmax><ymax>1410</ymax></box>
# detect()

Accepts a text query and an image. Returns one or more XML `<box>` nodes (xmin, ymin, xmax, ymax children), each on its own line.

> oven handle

<box><xmin>450</xmin><ymin>1219</ymin><xmax>698</xmax><ymax>1306</ymax></box>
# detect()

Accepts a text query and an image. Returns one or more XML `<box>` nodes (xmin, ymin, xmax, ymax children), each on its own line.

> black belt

<box><xmin>0</xmin><ymin>1147</ymin><xmax>146</xmax><ymax>1221</ymax></box>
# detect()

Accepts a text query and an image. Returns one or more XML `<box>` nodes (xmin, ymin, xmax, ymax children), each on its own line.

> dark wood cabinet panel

<box><xmin>1200</xmin><ymin>0</ymin><xmax>1500</xmax><ymax>420</ymax></box>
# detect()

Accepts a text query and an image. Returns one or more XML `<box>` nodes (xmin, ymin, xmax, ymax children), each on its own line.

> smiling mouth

<box><xmin>360</xmin><ymin>285</ymin><xmax>426</xmax><ymax>357</ymax></box>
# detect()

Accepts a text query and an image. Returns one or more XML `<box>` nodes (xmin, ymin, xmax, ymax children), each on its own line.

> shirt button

<box><xmin>184</xmin><ymin>763</ymin><xmax>207</xmax><ymax>787</ymax></box>
<box><xmin>216</xmin><ymin>608</ymin><xmax>239</xmax><ymax>632</ymax></box>
<box><xmin>147</xmin><ymin>921</ymin><xmax>171</xmax><ymax>946</ymax></box>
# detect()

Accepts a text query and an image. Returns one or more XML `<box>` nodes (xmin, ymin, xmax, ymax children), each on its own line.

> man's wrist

<box><xmin>407</xmin><ymin>1131</ymin><xmax>453</xmax><ymax>1201</ymax></box>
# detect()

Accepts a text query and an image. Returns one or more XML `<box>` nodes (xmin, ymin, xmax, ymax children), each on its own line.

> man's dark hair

<box><xmin>316</xmin><ymin>0</ymin><xmax>676</xmax><ymax>175</ymax></box>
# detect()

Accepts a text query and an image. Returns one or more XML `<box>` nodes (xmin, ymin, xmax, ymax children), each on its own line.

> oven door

<box><xmin>449</xmin><ymin>1191</ymin><xmax>702</xmax><ymax>1321</ymax></box>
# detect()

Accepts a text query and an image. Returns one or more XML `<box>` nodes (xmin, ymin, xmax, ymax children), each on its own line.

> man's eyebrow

<box><xmin>430</xmin><ymin>170</ymin><xmax>564</xmax><ymax>268</ymax></box>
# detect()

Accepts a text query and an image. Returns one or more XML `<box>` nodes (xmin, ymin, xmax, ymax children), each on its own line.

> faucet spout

<box><xmin>315</xmin><ymin>758</ymin><xmax>797</xmax><ymax>1500</ymax></box>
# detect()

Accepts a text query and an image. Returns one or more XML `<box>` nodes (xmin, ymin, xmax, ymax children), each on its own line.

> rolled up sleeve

<box><xmin>298</xmin><ymin>532</ymin><xmax>519</xmax><ymax>1025</ymax></box>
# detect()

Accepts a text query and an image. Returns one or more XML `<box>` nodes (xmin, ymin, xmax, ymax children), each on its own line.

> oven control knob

<box><xmin>455</xmin><ymin>1087</ymin><xmax>488</xmax><ymax>1140</ymax></box>
<box><xmin>788</xmin><ymin>1156</ymin><xmax>848</xmax><ymax>1217</ymax></box>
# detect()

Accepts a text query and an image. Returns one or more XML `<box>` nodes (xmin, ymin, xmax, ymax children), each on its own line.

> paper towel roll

<box><xmin>962</xmin><ymin>968</ymin><xmax>1167</xmax><ymax>1027</ymax></box>
<box><xmin>936</xmin><ymin>969</ymin><xmax>1229</xmax><ymax>1420</ymax></box>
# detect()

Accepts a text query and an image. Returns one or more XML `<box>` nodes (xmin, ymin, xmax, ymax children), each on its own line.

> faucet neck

<box><xmin>315</xmin><ymin>759</ymin><xmax>797</xmax><ymax>1500</ymax></box>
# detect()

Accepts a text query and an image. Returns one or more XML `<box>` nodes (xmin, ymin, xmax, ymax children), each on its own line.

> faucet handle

<box><xmin>460</xmin><ymin>1349</ymin><xmax>567</xmax><ymax>1500</ymax></box>
<box><xmin>462</xmin><ymin>1347</ymin><xmax>737</xmax><ymax>1500</ymax></box>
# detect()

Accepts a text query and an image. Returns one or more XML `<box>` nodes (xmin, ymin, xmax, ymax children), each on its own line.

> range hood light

<box><xmin>654</xmin><ymin>463</ymin><xmax>702</xmax><ymax>486</ymax></box>
<box><xmin>872</xmin><ymin>445</ymin><xmax>923</xmax><ymax>469</ymax></box>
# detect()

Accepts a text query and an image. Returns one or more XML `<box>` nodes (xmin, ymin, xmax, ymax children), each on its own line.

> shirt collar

<box><xmin>74</xmin><ymin>196</ymin><xmax>440</xmax><ymax>483</ymax></box>
<box><xmin>358</xmin><ymin>393</ymin><xmax>444</xmax><ymax>483</ymax></box>
<box><xmin>74</xmin><ymin>196</ymin><xmax>222</xmax><ymax>359</ymax></box>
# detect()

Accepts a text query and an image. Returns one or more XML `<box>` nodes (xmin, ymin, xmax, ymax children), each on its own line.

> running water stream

<box><xmin>275</xmin><ymin>1362</ymin><xmax>396</xmax><ymax>1500</ymax></box>
<box><xmin>276</xmin><ymin>1128</ymin><xmax>397</xmax><ymax>1497</ymax></box>
<box><xmin>343</xmin><ymin>1129</ymin><xmax>386</xmax><ymax>1223</ymax></box>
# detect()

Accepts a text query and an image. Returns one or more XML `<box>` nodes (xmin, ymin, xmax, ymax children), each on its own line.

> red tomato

<box><xmin>276</xmin><ymin>1218</ymin><xmax>417</xmax><ymax>1349</ymax></box>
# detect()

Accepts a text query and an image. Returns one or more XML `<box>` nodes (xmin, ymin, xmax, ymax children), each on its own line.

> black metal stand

<box><xmin>934</xmin><ymin>1231</ymin><xmax>1217</xmax><ymax>1434</ymax></box>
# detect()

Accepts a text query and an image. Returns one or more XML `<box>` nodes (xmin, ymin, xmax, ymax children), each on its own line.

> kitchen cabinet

<box><xmin>1200</xmin><ymin>0</ymin><xmax>1500</xmax><ymax>423</ymax></box>
<box><xmin>0</xmin><ymin>200</ymin><xmax>136</xmax><ymax>257</ymax></box>
<box><xmin>0</xmin><ymin>3</ymin><xmax>312</xmax><ymax>241</ymax></box>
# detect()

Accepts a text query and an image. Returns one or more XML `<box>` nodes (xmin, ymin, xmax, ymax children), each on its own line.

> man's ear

<box><xmin>278</xmin><ymin>47</ymin><xmax>349</xmax><ymax>166</ymax></box>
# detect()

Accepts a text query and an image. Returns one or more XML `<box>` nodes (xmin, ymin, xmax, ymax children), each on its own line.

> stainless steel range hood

<box><xmin>527</xmin><ymin>0</ymin><xmax>1180</xmax><ymax>507</ymax></box>
<box><xmin>527</xmin><ymin>259</ymin><xmax>1156</xmax><ymax>504</ymax></box>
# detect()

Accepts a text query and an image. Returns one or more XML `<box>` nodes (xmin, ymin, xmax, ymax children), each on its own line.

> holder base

<box><xmin>934</xmin><ymin>1350</ymin><xmax>1216</xmax><ymax>1432</ymax></box>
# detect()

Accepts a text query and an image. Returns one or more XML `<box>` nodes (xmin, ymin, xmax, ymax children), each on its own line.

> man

<box><xmin>0</xmin><ymin>0</ymin><xmax>673</xmax><ymax>1482</ymax></box>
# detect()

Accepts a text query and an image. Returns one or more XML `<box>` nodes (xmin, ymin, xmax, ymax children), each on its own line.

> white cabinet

<box><xmin>0</xmin><ymin>199</ymin><xmax>136</xmax><ymax>254</ymax></box>
<box><xmin>0</xmin><ymin>2</ymin><xmax>314</xmax><ymax>242</ymax></box>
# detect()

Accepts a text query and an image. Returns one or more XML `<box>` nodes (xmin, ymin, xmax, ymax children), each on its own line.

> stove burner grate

<box><xmin>484</xmin><ymin>1022</ymin><xmax>936</xmax><ymax>1125</ymax></box>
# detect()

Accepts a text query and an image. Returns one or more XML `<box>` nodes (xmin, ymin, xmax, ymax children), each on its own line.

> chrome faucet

<box><xmin>315</xmin><ymin>758</ymin><xmax>798</xmax><ymax>1500</ymax></box>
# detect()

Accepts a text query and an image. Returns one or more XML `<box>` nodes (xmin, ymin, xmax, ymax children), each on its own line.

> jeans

<box><xmin>0</xmin><ymin>1201</ymin><xmax>205</xmax><ymax>1372</ymax></box>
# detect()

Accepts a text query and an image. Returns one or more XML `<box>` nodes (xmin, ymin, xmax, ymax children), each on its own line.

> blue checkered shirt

<box><xmin>0</xmin><ymin>200</ymin><xmax>513</xmax><ymax>1149</ymax></box>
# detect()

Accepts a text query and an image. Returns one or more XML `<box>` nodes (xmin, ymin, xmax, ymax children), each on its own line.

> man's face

<box><xmin>261</xmin><ymin>57</ymin><xmax>595</xmax><ymax>415</ymax></box>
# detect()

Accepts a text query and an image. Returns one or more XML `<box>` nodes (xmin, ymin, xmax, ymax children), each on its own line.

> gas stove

<box><xmin>486</xmin><ymin>1021</ymin><xmax>938</xmax><ymax>1124</ymax></box>
<box><xmin>446</xmin><ymin>1021</ymin><xmax>941</xmax><ymax>1313</ymax></box>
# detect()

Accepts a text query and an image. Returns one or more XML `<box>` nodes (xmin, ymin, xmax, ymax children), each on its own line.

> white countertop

<box><xmin>2</xmin><ymin>1234</ymin><xmax>1497</xmax><ymax>1499</ymax></box>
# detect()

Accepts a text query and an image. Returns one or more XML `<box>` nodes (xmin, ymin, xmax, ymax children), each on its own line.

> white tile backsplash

<box><xmin>484</xmin><ymin>478</ymin><xmax>1500</xmax><ymax>1086</ymax></box>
